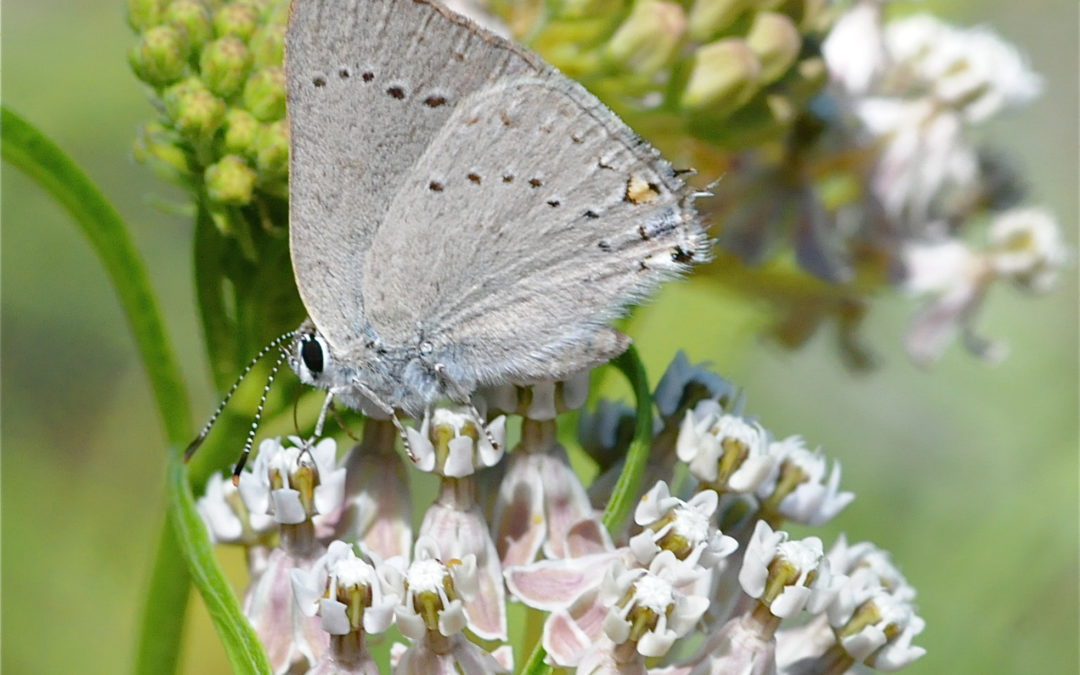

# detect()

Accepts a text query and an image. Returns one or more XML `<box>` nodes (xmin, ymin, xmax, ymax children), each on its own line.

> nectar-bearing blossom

<box><xmin>630</xmin><ymin>480</ymin><xmax>737</xmax><ymax>568</ymax></box>
<box><xmin>600</xmin><ymin>551</ymin><xmax>711</xmax><ymax>659</ymax></box>
<box><xmin>406</xmin><ymin>407</ymin><xmax>506</xmax><ymax>478</ymax></box>
<box><xmin>237</xmin><ymin>436</ymin><xmax>345</xmax><ymax>529</ymax></box>
<box><xmin>677</xmin><ymin>401</ymin><xmax>774</xmax><ymax>493</ymax></box>
<box><xmin>290</xmin><ymin>540</ymin><xmax>395</xmax><ymax>674</ymax></box>
<box><xmin>739</xmin><ymin>521</ymin><xmax>842</xmax><ymax>620</ymax></box>
<box><xmin>755</xmin><ymin>435</ymin><xmax>854</xmax><ymax>527</ymax></box>
<box><xmin>383</xmin><ymin>537</ymin><xmax>507</xmax><ymax>674</ymax></box>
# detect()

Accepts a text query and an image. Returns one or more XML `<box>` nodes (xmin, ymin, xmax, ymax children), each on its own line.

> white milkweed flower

<box><xmin>885</xmin><ymin>15</ymin><xmax>1042</xmax><ymax>122</ymax></box>
<box><xmin>290</xmin><ymin>540</ymin><xmax>395</xmax><ymax>637</ymax></box>
<box><xmin>629</xmin><ymin>481</ymin><xmax>737</xmax><ymax>568</ymax></box>
<box><xmin>823</xmin><ymin>0</ymin><xmax>888</xmax><ymax>97</ymax></box>
<box><xmin>987</xmin><ymin>207</ymin><xmax>1068</xmax><ymax>292</ymax></box>
<box><xmin>756</xmin><ymin>436</ymin><xmax>855</xmax><ymax>527</ymax></box>
<box><xmin>237</xmin><ymin>436</ymin><xmax>346</xmax><ymax>526</ymax></box>
<box><xmin>677</xmin><ymin>401</ymin><xmax>774</xmax><ymax>493</ymax></box>
<box><xmin>384</xmin><ymin>537</ymin><xmax>506</xmax><ymax>674</ymax></box>
<box><xmin>196</xmin><ymin>471</ymin><xmax>275</xmax><ymax>545</ymax></box>
<box><xmin>407</xmin><ymin>407</ymin><xmax>506</xmax><ymax>478</ymax></box>
<box><xmin>739</xmin><ymin>521</ymin><xmax>843</xmax><ymax>619</ymax></box>
<box><xmin>600</xmin><ymin>550</ymin><xmax>711</xmax><ymax>659</ymax></box>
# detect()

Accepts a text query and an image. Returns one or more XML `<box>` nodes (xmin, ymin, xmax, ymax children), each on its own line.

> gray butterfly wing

<box><xmin>362</xmin><ymin>76</ymin><xmax>710</xmax><ymax>386</ymax></box>
<box><xmin>286</xmin><ymin>0</ymin><xmax>543</xmax><ymax>350</ymax></box>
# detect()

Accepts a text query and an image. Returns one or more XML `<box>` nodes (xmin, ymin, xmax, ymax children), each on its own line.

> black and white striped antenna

<box><xmin>183</xmin><ymin>330</ymin><xmax>297</xmax><ymax>463</ymax></box>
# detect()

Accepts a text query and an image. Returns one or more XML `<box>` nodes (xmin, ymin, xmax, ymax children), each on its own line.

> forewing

<box><xmin>286</xmin><ymin>0</ymin><xmax>542</xmax><ymax>349</ymax></box>
<box><xmin>362</xmin><ymin>76</ymin><xmax>710</xmax><ymax>384</ymax></box>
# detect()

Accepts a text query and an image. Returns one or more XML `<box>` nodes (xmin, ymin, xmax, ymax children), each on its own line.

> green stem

<box><xmin>522</xmin><ymin>346</ymin><xmax>653</xmax><ymax>675</ymax></box>
<box><xmin>602</xmin><ymin>345</ymin><xmax>653</xmax><ymax>532</ymax></box>
<box><xmin>167</xmin><ymin>454</ymin><xmax>273</xmax><ymax>674</ymax></box>
<box><xmin>0</xmin><ymin>106</ymin><xmax>196</xmax><ymax>675</ymax></box>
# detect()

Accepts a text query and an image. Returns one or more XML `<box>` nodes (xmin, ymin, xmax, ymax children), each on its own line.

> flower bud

<box><xmin>205</xmin><ymin>155</ymin><xmax>257</xmax><ymax>205</ymax></box>
<box><xmin>688</xmin><ymin>0</ymin><xmax>753</xmax><ymax>41</ymax></box>
<box><xmin>165</xmin><ymin>0</ymin><xmax>213</xmax><ymax>52</ymax></box>
<box><xmin>127</xmin><ymin>0</ymin><xmax>167</xmax><ymax>31</ymax></box>
<box><xmin>681</xmin><ymin>38</ymin><xmax>762</xmax><ymax>113</ymax></box>
<box><xmin>604</xmin><ymin>1</ymin><xmax>687</xmax><ymax>76</ymax></box>
<box><xmin>746</xmin><ymin>11</ymin><xmax>800</xmax><ymax>84</ymax></box>
<box><xmin>164</xmin><ymin>78</ymin><xmax>227</xmax><ymax>141</ymax></box>
<box><xmin>550</xmin><ymin>0</ymin><xmax>625</xmax><ymax>21</ymax></box>
<box><xmin>200</xmin><ymin>36</ymin><xmax>253</xmax><ymax>99</ymax></box>
<box><xmin>255</xmin><ymin>119</ymin><xmax>290</xmax><ymax>183</ymax></box>
<box><xmin>129</xmin><ymin>25</ymin><xmax>190</xmax><ymax>87</ymax></box>
<box><xmin>249</xmin><ymin>24</ymin><xmax>285</xmax><ymax>68</ymax></box>
<box><xmin>243</xmin><ymin>66</ymin><xmax>287</xmax><ymax>121</ymax></box>
<box><xmin>133</xmin><ymin>122</ymin><xmax>193</xmax><ymax>182</ymax></box>
<box><xmin>222</xmin><ymin>108</ymin><xmax>260</xmax><ymax>156</ymax></box>
<box><xmin>213</xmin><ymin>3</ymin><xmax>260</xmax><ymax>41</ymax></box>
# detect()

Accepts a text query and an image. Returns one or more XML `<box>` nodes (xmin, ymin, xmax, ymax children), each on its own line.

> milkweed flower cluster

<box><xmin>197</xmin><ymin>354</ymin><xmax>924</xmax><ymax>673</ymax></box>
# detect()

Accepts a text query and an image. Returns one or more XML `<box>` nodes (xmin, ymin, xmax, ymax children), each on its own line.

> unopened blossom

<box><xmin>383</xmin><ymin>537</ymin><xmax>506</xmax><ymax>674</ymax></box>
<box><xmin>653</xmin><ymin>351</ymin><xmax>741</xmax><ymax>422</ymax></box>
<box><xmin>406</xmin><ymin>407</ymin><xmax>505</xmax><ymax>478</ymax></box>
<box><xmin>739</xmin><ymin>521</ymin><xmax>842</xmax><ymax>620</ymax></box>
<box><xmin>755</xmin><ymin>436</ymin><xmax>854</xmax><ymax>527</ymax></box>
<box><xmin>629</xmin><ymin>481</ymin><xmax>737</xmax><ymax>568</ymax></box>
<box><xmin>987</xmin><ymin>207</ymin><xmax>1068</xmax><ymax>292</ymax></box>
<box><xmin>600</xmin><ymin>551</ymin><xmax>711</xmax><ymax>659</ymax></box>
<box><xmin>290</xmin><ymin>540</ymin><xmax>395</xmax><ymax>674</ymax></box>
<box><xmin>578</xmin><ymin>398</ymin><xmax>638</xmax><ymax>472</ymax></box>
<box><xmin>685</xmin><ymin>611</ymin><xmax>780</xmax><ymax>675</ymax></box>
<box><xmin>677</xmin><ymin>401</ymin><xmax>774</xmax><ymax>493</ymax></box>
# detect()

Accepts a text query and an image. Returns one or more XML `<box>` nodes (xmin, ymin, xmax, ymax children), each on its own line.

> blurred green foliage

<box><xmin>2</xmin><ymin>1</ymin><xmax>1076</xmax><ymax>674</ymax></box>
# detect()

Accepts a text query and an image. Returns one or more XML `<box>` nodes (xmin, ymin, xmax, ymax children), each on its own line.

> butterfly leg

<box><xmin>433</xmin><ymin>363</ymin><xmax>501</xmax><ymax>451</ymax></box>
<box><xmin>348</xmin><ymin>378</ymin><xmax>417</xmax><ymax>462</ymax></box>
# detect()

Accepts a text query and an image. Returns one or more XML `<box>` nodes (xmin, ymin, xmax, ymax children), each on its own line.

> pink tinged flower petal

<box><xmin>419</xmin><ymin>501</ymin><xmax>506</xmax><ymax>640</ymax></box>
<box><xmin>543</xmin><ymin>609</ymin><xmax>594</xmax><ymax>667</ymax></box>
<box><xmin>505</xmin><ymin>552</ymin><xmax>622</xmax><ymax>610</ymax></box>
<box><xmin>333</xmin><ymin>439</ymin><xmax>413</xmax><ymax>562</ymax></box>
<box><xmin>691</xmin><ymin>614</ymin><xmax>777</xmax><ymax>675</ymax></box>
<box><xmin>539</xmin><ymin>447</ymin><xmax>596</xmax><ymax>559</ymax></box>
<box><xmin>563</xmin><ymin>518</ymin><xmax>613</xmax><ymax>558</ymax></box>
<box><xmin>494</xmin><ymin>453</ymin><xmax>547</xmax><ymax>567</ymax></box>
<box><xmin>245</xmin><ymin>548</ymin><xmax>328</xmax><ymax>674</ymax></box>
<box><xmin>491</xmin><ymin>646</ymin><xmax>514</xmax><ymax>672</ymax></box>
<box><xmin>271</xmin><ymin>488</ymin><xmax>307</xmax><ymax>524</ymax></box>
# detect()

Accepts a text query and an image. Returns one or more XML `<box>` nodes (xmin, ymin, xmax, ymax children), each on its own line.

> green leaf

<box><xmin>521</xmin><ymin>346</ymin><xmax>654</xmax><ymax>675</ymax></box>
<box><xmin>167</xmin><ymin>454</ymin><xmax>272</xmax><ymax>674</ymax></box>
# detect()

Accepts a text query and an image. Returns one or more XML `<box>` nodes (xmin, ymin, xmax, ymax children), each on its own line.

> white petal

<box><xmin>271</xmin><ymin>488</ymin><xmax>307</xmax><ymax>524</ymax></box>
<box><xmin>318</xmin><ymin>598</ymin><xmax>351</xmax><ymax>635</ymax></box>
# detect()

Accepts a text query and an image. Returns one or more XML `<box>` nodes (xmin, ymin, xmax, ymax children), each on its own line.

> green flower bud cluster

<box><xmin>128</xmin><ymin>0</ymin><xmax>290</xmax><ymax>230</ymax></box>
<box><xmin>489</xmin><ymin>0</ymin><xmax>833</xmax><ymax>154</ymax></box>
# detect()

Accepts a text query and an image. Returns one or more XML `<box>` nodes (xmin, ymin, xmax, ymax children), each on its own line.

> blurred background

<box><xmin>2</xmin><ymin>0</ymin><xmax>1076</xmax><ymax>673</ymax></box>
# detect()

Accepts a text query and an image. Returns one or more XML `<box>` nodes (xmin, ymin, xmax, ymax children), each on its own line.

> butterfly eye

<box><xmin>301</xmin><ymin>336</ymin><xmax>325</xmax><ymax>376</ymax></box>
